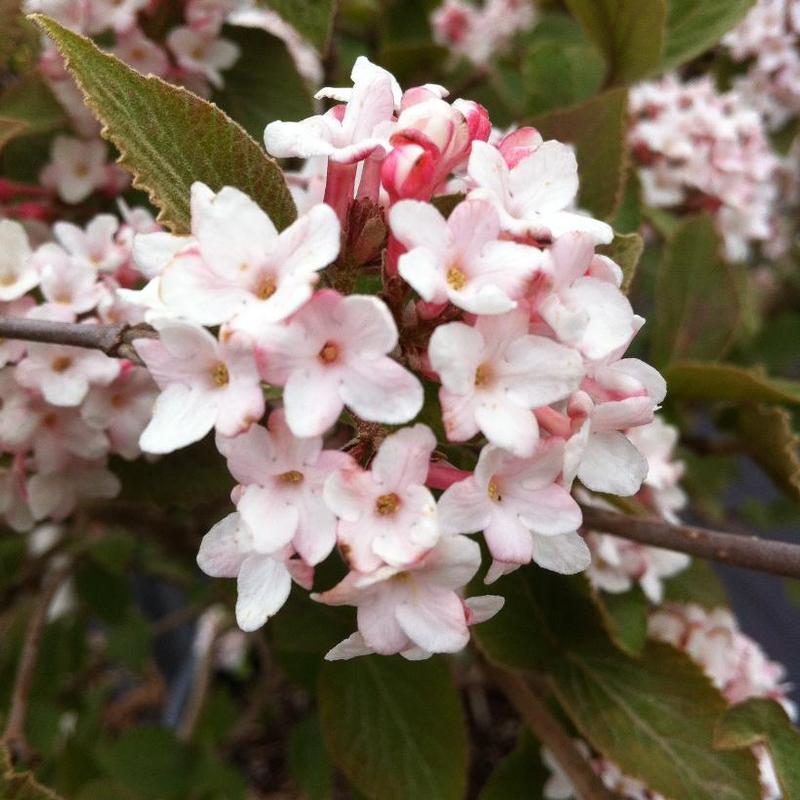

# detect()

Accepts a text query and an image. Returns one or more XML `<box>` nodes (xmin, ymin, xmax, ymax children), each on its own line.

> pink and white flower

<box><xmin>40</xmin><ymin>136</ymin><xmax>110</xmax><ymax>205</ymax></box>
<box><xmin>323</xmin><ymin>424</ymin><xmax>439</xmax><ymax>572</ymax></box>
<box><xmin>52</xmin><ymin>214</ymin><xmax>125</xmax><ymax>274</ymax></box>
<box><xmin>467</xmin><ymin>139</ymin><xmax>613</xmax><ymax>244</ymax></box>
<box><xmin>158</xmin><ymin>183</ymin><xmax>340</xmax><ymax>332</ymax></box>
<box><xmin>216</xmin><ymin>409</ymin><xmax>354</xmax><ymax>567</ymax></box>
<box><xmin>27</xmin><ymin>458</ymin><xmax>120</xmax><ymax>521</ymax></box>
<box><xmin>428</xmin><ymin>310</ymin><xmax>583</xmax><ymax>457</ymax></box>
<box><xmin>135</xmin><ymin>319</ymin><xmax>264</xmax><ymax>453</ymax></box>
<box><xmin>112</xmin><ymin>27</ymin><xmax>170</xmax><ymax>76</ymax></box>
<box><xmin>197</xmin><ymin>511</ymin><xmax>312</xmax><ymax>631</ymax></box>
<box><xmin>167</xmin><ymin>26</ymin><xmax>240</xmax><ymax>89</ymax></box>
<box><xmin>35</xmin><ymin>246</ymin><xmax>103</xmax><ymax>315</ymax></box>
<box><xmin>315</xmin><ymin>534</ymin><xmax>503</xmax><ymax>659</ymax></box>
<box><xmin>390</xmin><ymin>198</ymin><xmax>543</xmax><ymax>314</ymax></box>
<box><xmin>0</xmin><ymin>221</ymin><xmax>38</xmax><ymax>302</ymax></box>
<box><xmin>15</xmin><ymin>341</ymin><xmax>120</xmax><ymax>407</ymax></box>
<box><xmin>257</xmin><ymin>290</ymin><xmax>423</xmax><ymax>437</ymax></box>
<box><xmin>438</xmin><ymin>440</ymin><xmax>588</xmax><ymax>581</ymax></box>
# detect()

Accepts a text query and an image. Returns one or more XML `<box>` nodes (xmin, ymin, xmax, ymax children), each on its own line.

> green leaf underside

<box><xmin>714</xmin><ymin>698</ymin><xmax>800</xmax><ymax>798</ymax></box>
<box><xmin>565</xmin><ymin>0</ymin><xmax>666</xmax><ymax>85</ymax></box>
<box><xmin>213</xmin><ymin>26</ymin><xmax>313</xmax><ymax>140</ymax></box>
<box><xmin>737</xmin><ymin>404</ymin><xmax>800</xmax><ymax>500</ymax></box>
<box><xmin>474</xmin><ymin>570</ymin><xmax>758</xmax><ymax>800</ymax></box>
<box><xmin>666</xmin><ymin>362</ymin><xmax>800</xmax><ymax>405</ymax></box>
<box><xmin>530</xmin><ymin>88</ymin><xmax>629</xmax><ymax>221</ymax></box>
<box><xmin>32</xmin><ymin>14</ymin><xmax>296</xmax><ymax>234</ymax></box>
<box><xmin>662</xmin><ymin>0</ymin><xmax>758</xmax><ymax>72</ymax></box>
<box><xmin>653</xmin><ymin>215</ymin><xmax>741</xmax><ymax>366</ymax></box>
<box><xmin>318</xmin><ymin>656</ymin><xmax>468</xmax><ymax>800</ymax></box>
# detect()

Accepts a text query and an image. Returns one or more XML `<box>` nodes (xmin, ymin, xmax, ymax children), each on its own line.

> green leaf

<box><xmin>0</xmin><ymin>1</ymin><xmax>26</xmax><ymax>72</ymax></box>
<box><xmin>474</xmin><ymin>569</ymin><xmax>757</xmax><ymax>800</ymax></box>
<box><xmin>553</xmin><ymin>641</ymin><xmax>761</xmax><ymax>800</ymax></box>
<box><xmin>32</xmin><ymin>14</ymin><xmax>296</xmax><ymax>234</ymax></box>
<box><xmin>663</xmin><ymin>559</ymin><xmax>729</xmax><ymax>609</ymax></box>
<box><xmin>520</xmin><ymin>18</ymin><xmax>605</xmax><ymax>116</ymax></box>
<box><xmin>665</xmin><ymin>362</ymin><xmax>800</xmax><ymax>405</ymax></box>
<box><xmin>288</xmin><ymin>716</ymin><xmax>333</xmax><ymax>800</ymax></box>
<box><xmin>1</xmin><ymin>746</ymin><xmax>65</xmax><ymax>799</ymax></box>
<box><xmin>479</xmin><ymin>731</ymin><xmax>548</xmax><ymax>800</ymax></box>
<box><xmin>661</xmin><ymin>0</ymin><xmax>757</xmax><ymax>72</ymax></box>
<box><xmin>213</xmin><ymin>26</ymin><xmax>313</xmax><ymax>140</ymax></box>
<box><xmin>95</xmin><ymin>727</ymin><xmax>193</xmax><ymax>800</ymax></box>
<box><xmin>318</xmin><ymin>656</ymin><xmax>468</xmax><ymax>800</ymax></box>
<box><xmin>114</xmin><ymin>438</ymin><xmax>233</xmax><ymax>510</ymax></box>
<box><xmin>714</xmin><ymin>698</ymin><xmax>800</xmax><ymax>798</ymax></box>
<box><xmin>530</xmin><ymin>87</ymin><xmax>629</xmax><ymax>220</ymax></box>
<box><xmin>105</xmin><ymin>611</ymin><xmax>152</xmax><ymax>671</ymax></box>
<box><xmin>592</xmin><ymin>583</ymin><xmax>649</xmax><ymax>657</ymax></box>
<box><xmin>564</xmin><ymin>0</ymin><xmax>666</xmax><ymax>85</ymax></box>
<box><xmin>0</xmin><ymin>74</ymin><xmax>66</xmax><ymax>135</ymax></box>
<box><xmin>0</xmin><ymin>117</ymin><xmax>27</xmax><ymax>153</ymax></box>
<box><xmin>652</xmin><ymin>215</ymin><xmax>741</xmax><ymax>366</ymax></box>
<box><xmin>597</xmin><ymin>231</ymin><xmax>643</xmax><ymax>294</ymax></box>
<box><xmin>260</xmin><ymin>0</ymin><xmax>336</xmax><ymax>52</ymax></box>
<box><xmin>737</xmin><ymin>404</ymin><xmax>800</xmax><ymax>500</ymax></box>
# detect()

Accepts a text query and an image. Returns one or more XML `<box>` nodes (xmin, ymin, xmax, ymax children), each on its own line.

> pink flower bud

<box><xmin>497</xmin><ymin>127</ymin><xmax>544</xmax><ymax>168</ymax></box>
<box><xmin>381</xmin><ymin>131</ymin><xmax>439</xmax><ymax>202</ymax></box>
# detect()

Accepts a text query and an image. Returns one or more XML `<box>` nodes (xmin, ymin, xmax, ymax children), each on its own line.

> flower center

<box><xmin>211</xmin><ymin>362</ymin><xmax>229</xmax><ymax>387</ymax></box>
<box><xmin>446</xmin><ymin>265</ymin><xmax>467</xmax><ymax>290</ymax></box>
<box><xmin>318</xmin><ymin>342</ymin><xmax>339</xmax><ymax>364</ymax></box>
<box><xmin>474</xmin><ymin>363</ymin><xmax>493</xmax><ymax>387</ymax></box>
<box><xmin>278</xmin><ymin>470</ymin><xmax>304</xmax><ymax>484</ymax></box>
<box><xmin>487</xmin><ymin>479</ymin><xmax>502</xmax><ymax>502</ymax></box>
<box><xmin>375</xmin><ymin>492</ymin><xmax>400</xmax><ymax>516</ymax></box>
<box><xmin>51</xmin><ymin>356</ymin><xmax>73</xmax><ymax>373</ymax></box>
<box><xmin>253</xmin><ymin>275</ymin><xmax>277</xmax><ymax>300</ymax></box>
<box><xmin>111</xmin><ymin>393</ymin><xmax>125</xmax><ymax>408</ymax></box>
<box><xmin>73</xmin><ymin>163</ymin><xmax>89</xmax><ymax>178</ymax></box>
<box><xmin>0</xmin><ymin>273</ymin><xmax>16</xmax><ymax>286</ymax></box>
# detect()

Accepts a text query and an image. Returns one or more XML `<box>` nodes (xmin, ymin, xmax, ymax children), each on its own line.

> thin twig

<box><xmin>581</xmin><ymin>506</ymin><xmax>800</xmax><ymax>579</ymax></box>
<box><xmin>490</xmin><ymin>667</ymin><xmax>615</xmax><ymax>800</ymax></box>
<box><xmin>2</xmin><ymin>564</ymin><xmax>71</xmax><ymax>766</ymax></box>
<box><xmin>0</xmin><ymin>318</ymin><xmax>156</xmax><ymax>365</ymax></box>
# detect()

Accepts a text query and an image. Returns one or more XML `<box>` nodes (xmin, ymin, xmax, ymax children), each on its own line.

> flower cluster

<box><xmin>0</xmin><ymin>208</ymin><xmax>159</xmax><ymax>529</ymax></box>
<box><xmin>544</xmin><ymin>603</ymin><xmax>795</xmax><ymax>800</ymax></box>
<box><xmin>723</xmin><ymin>0</ymin><xmax>800</xmax><ymax>131</ymax></box>
<box><xmin>26</xmin><ymin>0</ymin><xmax>248</xmax><ymax>204</ymax></box>
<box><xmin>430</xmin><ymin>0</ymin><xmax>537</xmax><ymax>65</ymax></box>
<box><xmin>629</xmin><ymin>75</ymin><xmax>781</xmax><ymax>261</ymax></box>
<box><xmin>584</xmin><ymin>416</ymin><xmax>690</xmax><ymax>603</ymax></box>
<box><xmin>82</xmin><ymin>56</ymin><xmax>668</xmax><ymax>660</ymax></box>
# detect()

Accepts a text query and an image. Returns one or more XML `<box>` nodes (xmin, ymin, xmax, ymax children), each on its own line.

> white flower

<box><xmin>0</xmin><ymin>221</ymin><xmax>38</xmax><ymax>302</ymax></box>
<box><xmin>324</xmin><ymin>424</ymin><xmax>439</xmax><ymax>572</ymax></box>
<box><xmin>439</xmin><ymin>440</ymin><xmax>588</xmax><ymax>580</ymax></box>
<box><xmin>40</xmin><ymin>136</ymin><xmax>109</xmax><ymax>204</ymax></box>
<box><xmin>135</xmin><ymin>319</ymin><xmax>264</xmax><ymax>453</ymax></box>
<box><xmin>167</xmin><ymin>26</ymin><xmax>240</xmax><ymax>89</ymax></box>
<box><xmin>216</xmin><ymin>409</ymin><xmax>354</xmax><ymax>566</ymax></box>
<box><xmin>257</xmin><ymin>290</ymin><xmax>423</xmax><ymax>437</ymax></box>
<box><xmin>428</xmin><ymin>309</ymin><xmax>583</xmax><ymax>458</ymax></box>
<box><xmin>467</xmin><ymin>139</ymin><xmax>613</xmax><ymax>244</ymax></box>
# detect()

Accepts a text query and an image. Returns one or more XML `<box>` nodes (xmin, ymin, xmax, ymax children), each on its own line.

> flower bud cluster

<box><xmin>0</xmin><ymin>207</ymin><xmax>160</xmax><ymax>529</ymax></box>
<box><xmin>430</xmin><ymin>0</ymin><xmax>537</xmax><ymax>66</ymax></box>
<box><xmin>629</xmin><ymin>75</ymin><xmax>781</xmax><ymax>261</ymax></box>
<box><xmin>723</xmin><ymin>0</ymin><xmax>800</xmax><ymax>131</ymax></box>
<box><xmin>91</xmin><ymin>57</ymin><xmax>667</xmax><ymax>660</ymax></box>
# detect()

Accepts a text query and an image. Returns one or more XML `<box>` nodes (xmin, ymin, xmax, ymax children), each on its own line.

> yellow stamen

<box><xmin>375</xmin><ymin>492</ymin><xmax>400</xmax><ymax>515</ymax></box>
<box><xmin>211</xmin><ymin>362</ymin><xmax>229</xmax><ymax>387</ymax></box>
